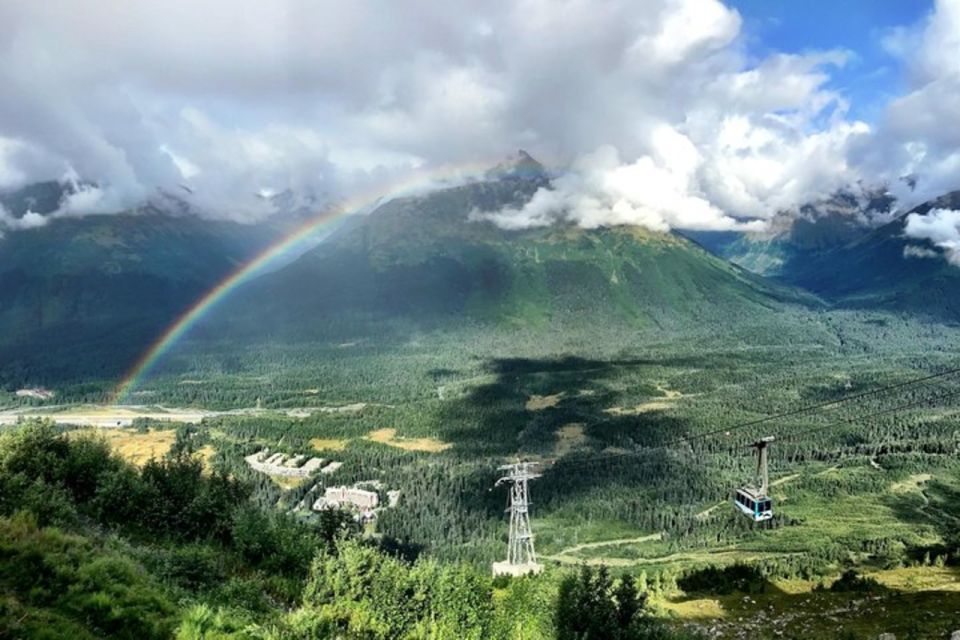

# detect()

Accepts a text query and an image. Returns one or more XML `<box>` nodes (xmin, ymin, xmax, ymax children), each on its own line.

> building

<box><xmin>316</xmin><ymin>486</ymin><xmax>379</xmax><ymax>510</ymax></box>
<box><xmin>244</xmin><ymin>450</ymin><xmax>328</xmax><ymax>478</ymax></box>
<box><xmin>16</xmin><ymin>388</ymin><xmax>55</xmax><ymax>400</ymax></box>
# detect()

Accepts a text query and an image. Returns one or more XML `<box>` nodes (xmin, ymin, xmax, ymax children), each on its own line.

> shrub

<box><xmin>829</xmin><ymin>569</ymin><xmax>884</xmax><ymax>593</ymax></box>
<box><xmin>678</xmin><ymin>563</ymin><xmax>768</xmax><ymax>595</ymax></box>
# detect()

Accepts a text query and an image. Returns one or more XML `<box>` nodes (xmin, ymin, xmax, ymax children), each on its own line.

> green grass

<box><xmin>664</xmin><ymin>567</ymin><xmax>960</xmax><ymax>639</ymax></box>
<box><xmin>536</xmin><ymin>463</ymin><xmax>954</xmax><ymax>571</ymax></box>
<box><xmin>15</xmin><ymin>303</ymin><xmax>960</xmax><ymax>633</ymax></box>
<box><xmin>535</xmin><ymin>518</ymin><xmax>649</xmax><ymax>556</ymax></box>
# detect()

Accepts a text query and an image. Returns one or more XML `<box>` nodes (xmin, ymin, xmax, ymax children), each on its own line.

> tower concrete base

<box><xmin>492</xmin><ymin>561</ymin><xmax>543</xmax><ymax>577</ymax></box>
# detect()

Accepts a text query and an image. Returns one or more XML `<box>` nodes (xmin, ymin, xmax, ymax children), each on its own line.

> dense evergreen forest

<box><xmin>3</xmin><ymin>306</ymin><xmax>960</xmax><ymax>637</ymax></box>
<box><xmin>0</xmin><ymin>422</ymin><xmax>700</xmax><ymax>639</ymax></box>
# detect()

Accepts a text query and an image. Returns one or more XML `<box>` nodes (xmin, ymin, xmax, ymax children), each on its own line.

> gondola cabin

<box><xmin>734</xmin><ymin>436</ymin><xmax>775</xmax><ymax>522</ymax></box>
<box><xmin>734</xmin><ymin>487</ymin><xmax>773</xmax><ymax>522</ymax></box>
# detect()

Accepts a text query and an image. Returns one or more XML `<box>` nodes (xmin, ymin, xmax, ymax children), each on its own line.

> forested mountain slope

<box><xmin>683</xmin><ymin>190</ymin><xmax>896</xmax><ymax>278</ymax></box>
<box><xmin>687</xmin><ymin>189</ymin><xmax>960</xmax><ymax>321</ymax></box>
<box><xmin>0</xmin><ymin>183</ymin><xmax>287</xmax><ymax>385</ymax></box>
<box><xmin>0</xmin><ymin>156</ymin><xmax>822</xmax><ymax>389</ymax></box>
<box><xmin>784</xmin><ymin>191</ymin><xmax>960</xmax><ymax>319</ymax></box>
<box><xmin>218</xmin><ymin>156</ymin><xmax>812</xmax><ymax>342</ymax></box>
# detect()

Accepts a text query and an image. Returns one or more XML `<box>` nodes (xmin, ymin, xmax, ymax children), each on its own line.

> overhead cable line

<box><xmin>543</xmin><ymin>367</ymin><xmax>960</xmax><ymax>472</ymax></box>
<box><xmin>774</xmin><ymin>386</ymin><xmax>960</xmax><ymax>444</ymax></box>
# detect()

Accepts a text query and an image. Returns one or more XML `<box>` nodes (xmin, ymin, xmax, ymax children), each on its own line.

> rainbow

<box><xmin>111</xmin><ymin>157</ymin><xmax>543</xmax><ymax>404</ymax></box>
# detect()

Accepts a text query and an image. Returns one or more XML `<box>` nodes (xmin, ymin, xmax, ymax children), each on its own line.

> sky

<box><xmin>729</xmin><ymin>0</ymin><xmax>930</xmax><ymax>120</ymax></box>
<box><xmin>1</xmin><ymin>0</ymin><xmax>959</xmax><ymax>240</ymax></box>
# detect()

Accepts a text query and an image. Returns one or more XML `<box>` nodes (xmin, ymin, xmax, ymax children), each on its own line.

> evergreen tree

<box><xmin>614</xmin><ymin>575</ymin><xmax>644</xmax><ymax>632</ymax></box>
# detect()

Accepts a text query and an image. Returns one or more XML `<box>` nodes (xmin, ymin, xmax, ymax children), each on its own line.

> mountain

<box><xmin>0</xmin><ymin>182</ymin><xmax>290</xmax><ymax>385</ymax></box>
<box><xmin>0</xmin><ymin>180</ymin><xmax>75</xmax><ymax>218</ymax></box>
<box><xmin>218</xmin><ymin>152</ymin><xmax>809</xmax><ymax>342</ymax></box>
<box><xmin>686</xmin><ymin>187</ymin><xmax>960</xmax><ymax>320</ymax></box>
<box><xmin>683</xmin><ymin>189</ymin><xmax>896</xmax><ymax>278</ymax></box>
<box><xmin>0</xmin><ymin>153</ymin><xmax>822</xmax><ymax>386</ymax></box>
<box><xmin>782</xmin><ymin>190</ymin><xmax>960</xmax><ymax>319</ymax></box>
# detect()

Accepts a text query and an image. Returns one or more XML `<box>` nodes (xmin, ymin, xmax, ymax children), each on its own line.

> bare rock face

<box><xmin>950</xmin><ymin>631</ymin><xmax>960</xmax><ymax>640</ymax></box>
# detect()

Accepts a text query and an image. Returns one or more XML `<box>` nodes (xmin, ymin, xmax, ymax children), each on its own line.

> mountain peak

<box><xmin>484</xmin><ymin>149</ymin><xmax>549</xmax><ymax>184</ymax></box>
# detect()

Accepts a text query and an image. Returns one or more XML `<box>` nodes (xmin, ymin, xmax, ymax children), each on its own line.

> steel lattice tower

<box><xmin>493</xmin><ymin>461</ymin><xmax>542</xmax><ymax>576</ymax></box>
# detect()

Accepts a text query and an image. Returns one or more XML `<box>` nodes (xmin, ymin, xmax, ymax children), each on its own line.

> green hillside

<box><xmin>0</xmin><ymin>160</ymin><xmax>818</xmax><ymax>392</ymax></box>
<box><xmin>684</xmin><ymin>191</ymin><xmax>894</xmax><ymax>279</ymax></box>
<box><xmin>221</xmin><ymin>168</ymin><xmax>811</xmax><ymax>343</ymax></box>
<box><xmin>786</xmin><ymin>191</ymin><xmax>960</xmax><ymax>319</ymax></box>
<box><xmin>0</xmin><ymin>197</ymin><xmax>285</xmax><ymax>386</ymax></box>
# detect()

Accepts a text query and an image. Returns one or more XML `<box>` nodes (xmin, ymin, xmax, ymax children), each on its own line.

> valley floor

<box><xmin>4</xmin><ymin>308</ymin><xmax>960</xmax><ymax>636</ymax></box>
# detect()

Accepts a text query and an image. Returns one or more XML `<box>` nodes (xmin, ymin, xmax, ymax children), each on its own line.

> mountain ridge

<box><xmin>212</xmin><ymin>159</ymin><xmax>813</xmax><ymax>344</ymax></box>
<box><xmin>784</xmin><ymin>190</ymin><xmax>960</xmax><ymax>316</ymax></box>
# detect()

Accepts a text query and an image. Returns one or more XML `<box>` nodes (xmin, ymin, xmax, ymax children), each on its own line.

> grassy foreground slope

<box><xmin>0</xmin><ymin>422</ymin><xmax>705</xmax><ymax>640</ymax></box>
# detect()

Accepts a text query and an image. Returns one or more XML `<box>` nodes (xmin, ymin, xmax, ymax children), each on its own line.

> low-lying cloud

<box><xmin>472</xmin><ymin>141</ymin><xmax>763</xmax><ymax>232</ymax></box>
<box><xmin>0</xmin><ymin>206</ymin><xmax>47</xmax><ymax>231</ymax></box>
<box><xmin>904</xmin><ymin>208</ymin><xmax>960</xmax><ymax>265</ymax></box>
<box><xmin>903</xmin><ymin>244</ymin><xmax>940</xmax><ymax>260</ymax></box>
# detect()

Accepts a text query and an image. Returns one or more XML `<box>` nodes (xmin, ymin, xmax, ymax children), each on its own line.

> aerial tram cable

<box><xmin>487</xmin><ymin>363</ymin><xmax>960</xmax><ymax>478</ymax></box>
<box><xmin>551</xmin><ymin>382</ymin><xmax>960</xmax><ymax>474</ymax></box>
<box><xmin>772</xmin><ymin>385</ymin><xmax>960</xmax><ymax>445</ymax></box>
<box><xmin>543</xmin><ymin>365</ymin><xmax>960</xmax><ymax>473</ymax></box>
<box><xmin>567</xmin><ymin>363</ymin><xmax>960</xmax><ymax>453</ymax></box>
<box><xmin>635</xmin><ymin>364</ymin><xmax>960</xmax><ymax>451</ymax></box>
<box><xmin>730</xmin><ymin>386</ymin><xmax>960</xmax><ymax>520</ymax></box>
<box><xmin>546</xmin><ymin>384</ymin><xmax>960</xmax><ymax>522</ymax></box>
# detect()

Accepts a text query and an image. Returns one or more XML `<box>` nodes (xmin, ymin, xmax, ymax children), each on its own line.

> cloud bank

<box><xmin>0</xmin><ymin>0</ymin><xmax>959</xmax><ymax>235</ymax></box>
<box><xmin>904</xmin><ymin>208</ymin><xmax>960</xmax><ymax>265</ymax></box>
<box><xmin>473</xmin><ymin>141</ymin><xmax>766</xmax><ymax>232</ymax></box>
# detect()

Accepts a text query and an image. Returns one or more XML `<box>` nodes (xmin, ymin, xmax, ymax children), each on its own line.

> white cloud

<box><xmin>855</xmin><ymin>0</ymin><xmax>960</xmax><ymax>206</ymax></box>
<box><xmin>0</xmin><ymin>136</ymin><xmax>63</xmax><ymax>191</ymax></box>
<box><xmin>56</xmin><ymin>183</ymin><xmax>128</xmax><ymax>218</ymax></box>
<box><xmin>0</xmin><ymin>138</ymin><xmax>28</xmax><ymax>188</ymax></box>
<box><xmin>478</xmin><ymin>42</ymin><xmax>868</xmax><ymax>232</ymax></box>
<box><xmin>16</xmin><ymin>211</ymin><xmax>48</xmax><ymax>229</ymax></box>
<box><xmin>0</xmin><ymin>0</ymin><xmax>956</xmax><ymax>236</ymax></box>
<box><xmin>903</xmin><ymin>244</ymin><xmax>940</xmax><ymax>260</ymax></box>
<box><xmin>0</xmin><ymin>207</ymin><xmax>49</xmax><ymax>230</ymax></box>
<box><xmin>630</xmin><ymin>0</ymin><xmax>741</xmax><ymax>67</ymax></box>
<box><xmin>903</xmin><ymin>208</ymin><xmax>960</xmax><ymax>265</ymax></box>
<box><xmin>474</xmin><ymin>138</ymin><xmax>763</xmax><ymax>232</ymax></box>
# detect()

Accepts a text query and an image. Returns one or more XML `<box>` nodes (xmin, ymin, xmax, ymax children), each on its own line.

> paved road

<box><xmin>0</xmin><ymin>410</ymin><xmax>213</xmax><ymax>428</ymax></box>
<box><xmin>0</xmin><ymin>404</ymin><xmax>342</xmax><ymax>428</ymax></box>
